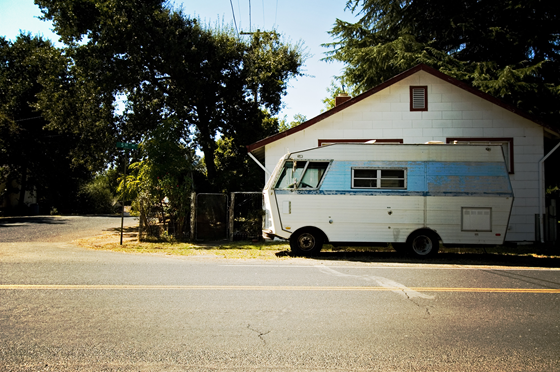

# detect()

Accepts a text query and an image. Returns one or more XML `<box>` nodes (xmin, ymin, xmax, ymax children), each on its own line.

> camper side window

<box><xmin>352</xmin><ymin>168</ymin><xmax>406</xmax><ymax>189</ymax></box>
<box><xmin>275</xmin><ymin>161</ymin><xmax>329</xmax><ymax>189</ymax></box>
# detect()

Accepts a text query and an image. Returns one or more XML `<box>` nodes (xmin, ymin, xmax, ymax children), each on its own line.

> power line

<box><xmin>229</xmin><ymin>0</ymin><xmax>239</xmax><ymax>38</ymax></box>
<box><xmin>15</xmin><ymin>116</ymin><xmax>42</xmax><ymax>122</ymax></box>
<box><xmin>274</xmin><ymin>0</ymin><xmax>278</xmax><ymax>28</ymax></box>
<box><xmin>237</xmin><ymin>0</ymin><xmax>241</xmax><ymax>30</ymax></box>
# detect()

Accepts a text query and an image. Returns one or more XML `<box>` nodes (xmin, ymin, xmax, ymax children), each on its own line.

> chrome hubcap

<box><xmin>298</xmin><ymin>233</ymin><xmax>315</xmax><ymax>251</ymax></box>
<box><xmin>412</xmin><ymin>235</ymin><xmax>433</xmax><ymax>255</ymax></box>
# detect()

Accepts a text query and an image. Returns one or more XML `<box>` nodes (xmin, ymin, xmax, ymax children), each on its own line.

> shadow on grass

<box><xmin>192</xmin><ymin>240</ymin><xmax>289</xmax><ymax>250</ymax></box>
<box><xmin>276</xmin><ymin>246</ymin><xmax>560</xmax><ymax>268</ymax></box>
<box><xmin>107</xmin><ymin>225</ymin><xmax>140</xmax><ymax>233</ymax></box>
<box><xmin>97</xmin><ymin>230</ymin><xmax>560</xmax><ymax>267</ymax></box>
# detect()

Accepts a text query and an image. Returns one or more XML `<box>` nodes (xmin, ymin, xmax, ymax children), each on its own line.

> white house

<box><xmin>247</xmin><ymin>64</ymin><xmax>560</xmax><ymax>243</ymax></box>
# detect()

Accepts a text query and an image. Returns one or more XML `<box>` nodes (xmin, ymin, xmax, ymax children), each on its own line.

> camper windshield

<box><xmin>275</xmin><ymin>160</ymin><xmax>328</xmax><ymax>189</ymax></box>
<box><xmin>275</xmin><ymin>161</ymin><xmax>303</xmax><ymax>188</ymax></box>
<box><xmin>300</xmin><ymin>162</ymin><xmax>328</xmax><ymax>188</ymax></box>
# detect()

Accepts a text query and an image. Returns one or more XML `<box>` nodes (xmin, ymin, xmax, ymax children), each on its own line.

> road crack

<box><xmin>396</xmin><ymin>287</ymin><xmax>433</xmax><ymax>316</ymax></box>
<box><xmin>247</xmin><ymin>324</ymin><xmax>270</xmax><ymax>345</ymax></box>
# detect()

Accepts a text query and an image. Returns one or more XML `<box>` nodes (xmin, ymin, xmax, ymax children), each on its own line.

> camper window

<box><xmin>300</xmin><ymin>162</ymin><xmax>329</xmax><ymax>188</ymax></box>
<box><xmin>352</xmin><ymin>168</ymin><xmax>406</xmax><ymax>189</ymax></box>
<box><xmin>275</xmin><ymin>161</ymin><xmax>329</xmax><ymax>189</ymax></box>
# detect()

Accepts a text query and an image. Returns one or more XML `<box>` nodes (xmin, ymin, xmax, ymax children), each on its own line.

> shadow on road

<box><xmin>0</xmin><ymin>215</ymin><xmax>129</xmax><ymax>227</ymax></box>
<box><xmin>275</xmin><ymin>250</ymin><xmax>560</xmax><ymax>268</ymax></box>
<box><xmin>0</xmin><ymin>216</ymin><xmax>68</xmax><ymax>226</ymax></box>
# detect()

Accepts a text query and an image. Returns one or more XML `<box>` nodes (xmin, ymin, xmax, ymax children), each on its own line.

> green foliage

<box><xmin>158</xmin><ymin>174</ymin><xmax>191</xmax><ymax>237</ymax></box>
<box><xmin>36</xmin><ymin>0</ymin><xmax>305</xmax><ymax>190</ymax></box>
<box><xmin>119</xmin><ymin>118</ymin><xmax>198</xmax><ymax>240</ymax></box>
<box><xmin>0</xmin><ymin>34</ymin><xmax>93</xmax><ymax>213</ymax></box>
<box><xmin>244</xmin><ymin>31</ymin><xmax>307</xmax><ymax>111</ymax></box>
<box><xmin>322</xmin><ymin>80</ymin><xmax>348</xmax><ymax>111</ymax></box>
<box><xmin>1</xmin><ymin>0</ymin><xmax>305</xmax><ymax>217</ymax></box>
<box><xmin>277</xmin><ymin>113</ymin><xmax>308</xmax><ymax>132</ymax></box>
<box><xmin>78</xmin><ymin>171</ymin><xmax>116</xmax><ymax>214</ymax></box>
<box><xmin>214</xmin><ymin>136</ymin><xmax>263</xmax><ymax>192</ymax></box>
<box><xmin>325</xmin><ymin>0</ymin><xmax>560</xmax><ymax>123</ymax></box>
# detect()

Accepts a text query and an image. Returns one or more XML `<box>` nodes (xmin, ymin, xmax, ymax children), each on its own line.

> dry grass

<box><xmin>74</xmin><ymin>224</ymin><xmax>560</xmax><ymax>263</ymax></box>
<box><xmin>74</xmin><ymin>227</ymin><xmax>292</xmax><ymax>260</ymax></box>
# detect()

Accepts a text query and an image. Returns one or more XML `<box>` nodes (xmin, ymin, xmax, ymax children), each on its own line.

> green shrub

<box><xmin>79</xmin><ymin>174</ymin><xmax>116</xmax><ymax>214</ymax></box>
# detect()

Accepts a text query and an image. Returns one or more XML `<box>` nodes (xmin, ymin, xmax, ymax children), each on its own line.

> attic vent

<box><xmin>410</xmin><ymin>86</ymin><xmax>427</xmax><ymax>111</ymax></box>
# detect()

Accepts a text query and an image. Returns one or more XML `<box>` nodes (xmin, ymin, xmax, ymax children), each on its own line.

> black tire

<box><xmin>407</xmin><ymin>230</ymin><xmax>440</xmax><ymax>257</ymax></box>
<box><xmin>290</xmin><ymin>229</ymin><xmax>323</xmax><ymax>256</ymax></box>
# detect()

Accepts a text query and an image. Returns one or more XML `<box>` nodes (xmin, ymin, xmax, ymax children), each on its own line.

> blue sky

<box><xmin>0</xmin><ymin>0</ymin><xmax>358</xmax><ymax>122</ymax></box>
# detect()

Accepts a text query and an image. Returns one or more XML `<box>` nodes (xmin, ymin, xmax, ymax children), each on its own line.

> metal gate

<box><xmin>229</xmin><ymin>192</ymin><xmax>263</xmax><ymax>241</ymax></box>
<box><xmin>192</xmin><ymin>193</ymin><xmax>228</xmax><ymax>241</ymax></box>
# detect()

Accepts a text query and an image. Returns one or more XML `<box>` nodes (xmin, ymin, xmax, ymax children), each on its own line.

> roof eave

<box><xmin>247</xmin><ymin>64</ymin><xmax>559</xmax><ymax>153</ymax></box>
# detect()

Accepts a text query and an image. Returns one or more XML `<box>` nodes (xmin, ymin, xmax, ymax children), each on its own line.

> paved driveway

<box><xmin>0</xmin><ymin>215</ymin><xmax>137</xmax><ymax>243</ymax></box>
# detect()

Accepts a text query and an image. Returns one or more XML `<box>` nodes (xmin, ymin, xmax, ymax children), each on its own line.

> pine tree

<box><xmin>324</xmin><ymin>0</ymin><xmax>560</xmax><ymax>123</ymax></box>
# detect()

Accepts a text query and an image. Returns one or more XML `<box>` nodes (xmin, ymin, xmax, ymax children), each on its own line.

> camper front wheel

<box><xmin>408</xmin><ymin>231</ymin><xmax>440</xmax><ymax>257</ymax></box>
<box><xmin>290</xmin><ymin>229</ymin><xmax>323</xmax><ymax>256</ymax></box>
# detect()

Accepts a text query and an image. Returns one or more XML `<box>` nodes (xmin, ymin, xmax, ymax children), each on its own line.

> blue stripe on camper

<box><xmin>316</xmin><ymin>160</ymin><xmax>511</xmax><ymax>195</ymax></box>
<box><xmin>275</xmin><ymin>189</ymin><xmax>513</xmax><ymax>197</ymax></box>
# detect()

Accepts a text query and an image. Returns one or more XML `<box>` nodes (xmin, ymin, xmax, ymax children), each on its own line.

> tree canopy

<box><xmin>324</xmin><ymin>0</ymin><xmax>560</xmax><ymax>123</ymax></box>
<box><xmin>0</xmin><ymin>34</ymin><xmax>93</xmax><ymax>213</ymax></box>
<box><xmin>35</xmin><ymin>0</ymin><xmax>305</xmax><ymax>191</ymax></box>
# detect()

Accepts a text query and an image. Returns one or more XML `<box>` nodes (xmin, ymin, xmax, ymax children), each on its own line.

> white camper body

<box><xmin>262</xmin><ymin>143</ymin><xmax>514</xmax><ymax>256</ymax></box>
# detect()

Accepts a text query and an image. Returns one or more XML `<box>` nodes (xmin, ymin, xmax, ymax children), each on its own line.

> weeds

<box><xmin>74</xmin><ymin>228</ymin><xmax>560</xmax><ymax>263</ymax></box>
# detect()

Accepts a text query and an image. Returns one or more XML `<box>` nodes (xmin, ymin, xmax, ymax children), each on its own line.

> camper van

<box><xmin>262</xmin><ymin>143</ymin><xmax>514</xmax><ymax>257</ymax></box>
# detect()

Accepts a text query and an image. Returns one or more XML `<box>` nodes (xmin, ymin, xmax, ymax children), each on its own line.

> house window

<box><xmin>410</xmin><ymin>86</ymin><xmax>428</xmax><ymax>111</ymax></box>
<box><xmin>275</xmin><ymin>161</ymin><xmax>330</xmax><ymax>189</ymax></box>
<box><xmin>352</xmin><ymin>168</ymin><xmax>406</xmax><ymax>189</ymax></box>
<box><xmin>447</xmin><ymin>138</ymin><xmax>514</xmax><ymax>174</ymax></box>
<box><xmin>318</xmin><ymin>139</ymin><xmax>403</xmax><ymax>146</ymax></box>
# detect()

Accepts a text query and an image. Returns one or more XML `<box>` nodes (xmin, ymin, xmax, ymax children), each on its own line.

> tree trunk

<box><xmin>201</xmin><ymin>142</ymin><xmax>217</xmax><ymax>184</ymax></box>
<box><xmin>138</xmin><ymin>201</ymin><xmax>144</xmax><ymax>242</ymax></box>
<box><xmin>18</xmin><ymin>167</ymin><xmax>28</xmax><ymax>209</ymax></box>
<box><xmin>196</xmin><ymin>117</ymin><xmax>218</xmax><ymax>188</ymax></box>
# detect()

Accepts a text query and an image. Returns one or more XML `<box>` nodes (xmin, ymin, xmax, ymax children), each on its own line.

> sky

<box><xmin>0</xmin><ymin>0</ymin><xmax>359</xmax><ymax>122</ymax></box>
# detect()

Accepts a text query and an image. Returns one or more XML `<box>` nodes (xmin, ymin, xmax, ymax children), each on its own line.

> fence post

<box><xmin>190</xmin><ymin>192</ymin><xmax>196</xmax><ymax>241</ymax></box>
<box><xmin>137</xmin><ymin>201</ymin><xmax>143</xmax><ymax>242</ymax></box>
<box><xmin>229</xmin><ymin>193</ymin><xmax>235</xmax><ymax>241</ymax></box>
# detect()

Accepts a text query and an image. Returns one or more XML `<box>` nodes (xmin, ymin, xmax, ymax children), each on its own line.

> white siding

<box><xmin>274</xmin><ymin>194</ymin><xmax>511</xmax><ymax>246</ymax></box>
<box><xmin>263</xmin><ymin>70</ymin><xmax>547</xmax><ymax>242</ymax></box>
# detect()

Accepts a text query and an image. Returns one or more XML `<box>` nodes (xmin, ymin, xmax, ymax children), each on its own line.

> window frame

<box><xmin>410</xmin><ymin>86</ymin><xmax>428</xmax><ymax>111</ymax></box>
<box><xmin>274</xmin><ymin>160</ymin><xmax>331</xmax><ymax>190</ymax></box>
<box><xmin>352</xmin><ymin>168</ymin><xmax>407</xmax><ymax>189</ymax></box>
<box><xmin>318</xmin><ymin>139</ymin><xmax>403</xmax><ymax>146</ymax></box>
<box><xmin>446</xmin><ymin>137</ymin><xmax>514</xmax><ymax>174</ymax></box>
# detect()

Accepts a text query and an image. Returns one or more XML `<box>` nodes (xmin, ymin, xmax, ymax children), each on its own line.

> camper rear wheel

<box><xmin>290</xmin><ymin>228</ymin><xmax>324</xmax><ymax>256</ymax></box>
<box><xmin>408</xmin><ymin>230</ymin><xmax>440</xmax><ymax>257</ymax></box>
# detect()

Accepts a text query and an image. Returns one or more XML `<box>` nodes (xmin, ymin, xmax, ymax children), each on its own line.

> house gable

<box><xmin>247</xmin><ymin>63</ymin><xmax>560</xmax><ymax>243</ymax></box>
<box><xmin>247</xmin><ymin>64</ymin><xmax>558</xmax><ymax>156</ymax></box>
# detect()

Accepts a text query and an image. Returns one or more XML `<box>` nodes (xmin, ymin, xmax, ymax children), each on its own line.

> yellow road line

<box><xmin>1</xmin><ymin>285</ymin><xmax>559</xmax><ymax>293</ymax></box>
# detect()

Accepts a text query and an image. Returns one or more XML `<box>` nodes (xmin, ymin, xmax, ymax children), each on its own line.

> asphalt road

<box><xmin>1</xmin><ymin>217</ymin><xmax>559</xmax><ymax>371</ymax></box>
<box><xmin>0</xmin><ymin>215</ymin><xmax>137</xmax><ymax>243</ymax></box>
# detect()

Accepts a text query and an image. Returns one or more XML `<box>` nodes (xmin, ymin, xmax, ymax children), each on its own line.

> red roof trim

<box><xmin>246</xmin><ymin>64</ymin><xmax>557</xmax><ymax>153</ymax></box>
